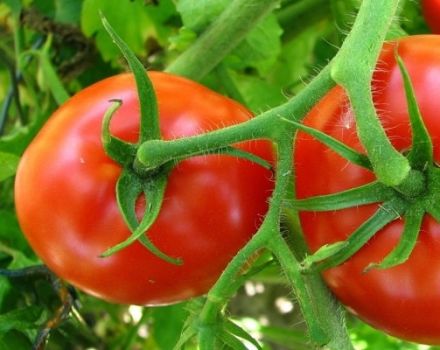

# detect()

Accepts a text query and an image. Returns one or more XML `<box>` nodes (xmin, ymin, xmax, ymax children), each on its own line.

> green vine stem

<box><xmin>330</xmin><ymin>0</ymin><xmax>409</xmax><ymax>186</ymax></box>
<box><xmin>166</xmin><ymin>0</ymin><xmax>279</xmax><ymax>81</ymax></box>
<box><xmin>123</xmin><ymin>0</ymin><xmax>406</xmax><ymax>347</ymax></box>
<box><xmin>196</xmin><ymin>133</ymin><xmax>353</xmax><ymax>349</ymax></box>
<box><xmin>135</xmin><ymin>65</ymin><xmax>335</xmax><ymax>171</ymax></box>
<box><xmin>132</xmin><ymin>0</ymin><xmax>409</xmax><ymax>350</ymax></box>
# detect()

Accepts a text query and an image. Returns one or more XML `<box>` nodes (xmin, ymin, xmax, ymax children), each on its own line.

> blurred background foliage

<box><xmin>0</xmin><ymin>0</ymin><xmax>437</xmax><ymax>349</ymax></box>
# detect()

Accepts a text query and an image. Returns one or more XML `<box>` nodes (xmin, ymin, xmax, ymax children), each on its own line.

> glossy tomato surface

<box><xmin>422</xmin><ymin>0</ymin><xmax>440</xmax><ymax>34</ymax></box>
<box><xmin>15</xmin><ymin>72</ymin><xmax>273</xmax><ymax>305</ymax></box>
<box><xmin>295</xmin><ymin>36</ymin><xmax>440</xmax><ymax>344</ymax></box>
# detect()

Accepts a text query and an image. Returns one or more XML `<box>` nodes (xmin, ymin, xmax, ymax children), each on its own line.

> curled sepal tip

<box><xmin>100</xmin><ymin>13</ymin><xmax>160</xmax><ymax>142</ymax></box>
<box><xmin>102</xmin><ymin>99</ymin><xmax>137</xmax><ymax>165</ymax></box>
<box><xmin>100</xmin><ymin>170</ymin><xmax>182</xmax><ymax>266</ymax></box>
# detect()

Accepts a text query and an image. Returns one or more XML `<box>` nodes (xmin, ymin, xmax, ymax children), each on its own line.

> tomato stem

<box><xmin>166</xmin><ymin>0</ymin><xmax>279</xmax><ymax>81</ymax></box>
<box><xmin>195</xmin><ymin>135</ymin><xmax>354</xmax><ymax>349</ymax></box>
<box><xmin>135</xmin><ymin>65</ymin><xmax>335</xmax><ymax>172</ymax></box>
<box><xmin>330</xmin><ymin>0</ymin><xmax>410</xmax><ymax>187</ymax></box>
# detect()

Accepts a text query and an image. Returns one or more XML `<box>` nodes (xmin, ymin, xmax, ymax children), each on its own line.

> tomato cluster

<box><xmin>15</xmin><ymin>72</ymin><xmax>274</xmax><ymax>305</ymax></box>
<box><xmin>295</xmin><ymin>35</ymin><xmax>440</xmax><ymax>344</ymax></box>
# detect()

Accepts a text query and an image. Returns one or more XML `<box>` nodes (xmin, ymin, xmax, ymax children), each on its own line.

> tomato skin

<box><xmin>295</xmin><ymin>36</ymin><xmax>440</xmax><ymax>344</ymax></box>
<box><xmin>422</xmin><ymin>0</ymin><xmax>440</xmax><ymax>34</ymax></box>
<box><xmin>15</xmin><ymin>72</ymin><xmax>273</xmax><ymax>305</ymax></box>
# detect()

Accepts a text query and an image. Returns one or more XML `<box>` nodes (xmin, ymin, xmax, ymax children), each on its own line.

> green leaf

<box><xmin>270</xmin><ymin>21</ymin><xmax>327</xmax><ymax>95</ymax></box>
<box><xmin>0</xmin><ymin>210</ymin><xmax>31</xmax><ymax>254</ymax></box>
<box><xmin>206</xmin><ymin>146</ymin><xmax>272</xmax><ymax>170</ymax></box>
<box><xmin>101</xmin><ymin>173</ymin><xmax>182</xmax><ymax>265</ymax></box>
<box><xmin>55</xmin><ymin>0</ymin><xmax>82</xmax><ymax>24</ymax></box>
<box><xmin>31</xmin><ymin>36</ymin><xmax>69</xmax><ymax>105</ymax></box>
<box><xmin>101</xmin><ymin>100</ymin><xmax>137</xmax><ymax>165</ymax></box>
<box><xmin>258</xmin><ymin>325</ymin><xmax>310</xmax><ymax>349</ymax></box>
<box><xmin>230</xmin><ymin>72</ymin><xmax>287</xmax><ymax>112</ymax></box>
<box><xmin>315</xmin><ymin>198</ymin><xmax>408</xmax><ymax>272</ymax></box>
<box><xmin>288</xmin><ymin>119</ymin><xmax>372</xmax><ymax>170</ymax></box>
<box><xmin>231</xmin><ymin>14</ymin><xmax>282</xmax><ymax>74</ymax></box>
<box><xmin>115</xmin><ymin>170</ymin><xmax>143</xmax><ymax>231</ymax></box>
<box><xmin>4</xmin><ymin>0</ymin><xmax>21</xmax><ymax>16</ymax></box>
<box><xmin>176</xmin><ymin>0</ymin><xmax>228</xmax><ymax>33</ymax></box>
<box><xmin>101</xmin><ymin>15</ymin><xmax>160</xmax><ymax>141</ymax></box>
<box><xmin>168</xmin><ymin>27</ymin><xmax>197</xmax><ymax>52</ymax></box>
<box><xmin>291</xmin><ymin>182</ymin><xmax>393</xmax><ymax>211</ymax></box>
<box><xmin>219</xmin><ymin>330</ymin><xmax>248</xmax><ymax>350</ymax></box>
<box><xmin>302</xmin><ymin>242</ymin><xmax>348</xmax><ymax>270</ymax></box>
<box><xmin>224</xmin><ymin>319</ymin><xmax>262</xmax><ymax>350</ymax></box>
<box><xmin>0</xmin><ymin>152</ymin><xmax>19</xmax><ymax>181</ymax></box>
<box><xmin>0</xmin><ymin>306</ymin><xmax>44</xmax><ymax>333</ymax></box>
<box><xmin>82</xmin><ymin>0</ymin><xmax>172</xmax><ymax>62</ymax></box>
<box><xmin>365</xmin><ymin>205</ymin><xmax>424</xmax><ymax>272</ymax></box>
<box><xmin>0</xmin><ymin>242</ymin><xmax>37</xmax><ymax>270</ymax></box>
<box><xmin>177</xmin><ymin>0</ymin><xmax>282</xmax><ymax>75</ymax></box>
<box><xmin>0</xmin><ymin>112</ymin><xmax>47</xmax><ymax>155</ymax></box>
<box><xmin>0</xmin><ymin>330</ymin><xmax>33</xmax><ymax>349</ymax></box>
<box><xmin>396</xmin><ymin>53</ymin><xmax>433</xmax><ymax>169</ymax></box>
<box><xmin>152</xmin><ymin>303</ymin><xmax>188</xmax><ymax>350</ymax></box>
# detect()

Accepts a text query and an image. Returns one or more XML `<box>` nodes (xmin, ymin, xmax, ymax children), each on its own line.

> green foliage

<box><xmin>81</xmin><ymin>0</ymin><xmax>176</xmax><ymax>63</ymax></box>
<box><xmin>0</xmin><ymin>152</ymin><xmax>19</xmax><ymax>181</ymax></box>
<box><xmin>0</xmin><ymin>0</ymin><xmax>438</xmax><ymax>349</ymax></box>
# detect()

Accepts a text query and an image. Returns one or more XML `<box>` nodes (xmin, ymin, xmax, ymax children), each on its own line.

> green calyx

<box><xmin>298</xmin><ymin>53</ymin><xmax>439</xmax><ymax>274</ymax></box>
<box><xmin>100</xmin><ymin>15</ymin><xmax>273</xmax><ymax>264</ymax></box>
<box><xmin>99</xmin><ymin>16</ymin><xmax>182</xmax><ymax>265</ymax></box>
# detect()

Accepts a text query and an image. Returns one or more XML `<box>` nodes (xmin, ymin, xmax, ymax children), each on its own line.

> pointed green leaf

<box><xmin>220</xmin><ymin>146</ymin><xmax>272</xmax><ymax>170</ymax></box>
<box><xmin>101</xmin><ymin>14</ymin><xmax>160</xmax><ymax>142</ymax></box>
<box><xmin>314</xmin><ymin>198</ymin><xmax>408</xmax><ymax>272</ymax></box>
<box><xmin>101</xmin><ymin>174</ymin><xmax>182</xmax><ymax>265</ymax></box>
<box><xmin>365</xmin><ymin>205</ymin><xmax>424</xmax><ymax>272</ymax></box>
<box><xmin>219</xmin><ymin>330</ymin><xmax>248</xmax><ymax>350</ymax></box>
<box><xmin>116</xmin><ymin>170</ymin><xmax>143</xmax><ymax>231</ymax></box>
<box><xmin>292</xmin><ymin>181</ymin><xmax>393</xmax><ymax>211</ymax></box>
<box><xmin>286</xmin><ymin>118</ymin><xmax>372</xmax><ymax>169</ymax></box>
<box><xmin>224</xmin><ymin>319</ymin><xmax>262</xmax><ymax>350</ymax></box>
<box><xmin>38</xmin><ymin>36</ymin><xmax>69</xmax><ymax>105</ymax></box>
<box><xmin>396</xmin><ymin>53</ymin><xmax>433</xmax><ymax>169</ymax></box>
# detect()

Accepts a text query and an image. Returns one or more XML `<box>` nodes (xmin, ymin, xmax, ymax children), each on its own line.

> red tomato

<box><xmin>422</xmin><ymin>0</ymin><xmax>440</xmax><ymax>34</ymax></box>
<box><xmin>295</xmin><ymin>35</ymin><xmax>440</xmax><ymax>344</ymax></box>
<box><xmin>15</xmin><ymin>72</ymin><xmax>273</xmax><ymax>305</ymax></box>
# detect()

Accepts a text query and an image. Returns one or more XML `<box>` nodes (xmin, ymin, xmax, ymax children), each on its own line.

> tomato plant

<box><xmin>295</xmin><ymin>35</ymin><xmax>440</xmax><ymax>344</ymax></box>
<box><xmin>14</xmin><ymin>71</ymin><xmax>273</xmax><ymax>305</ymax></box>
<box><xmin>422</xmin><ymin>0</ymin><xmax>440</xmax><ymax>34</ymax></box>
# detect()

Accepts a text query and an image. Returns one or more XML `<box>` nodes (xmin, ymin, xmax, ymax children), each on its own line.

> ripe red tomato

<box><xmin>295</xmin><ymin>35</ymin><xmax>440</xmax><ymax>344</ymax></box>
<box><xmin>15</xmin><ymin>72</ymin><xmax>273</xmax><ymax>305</ymax></box>
<box><xmin>422</xmin><ymin>0</ymin><xmax>440</xmax><ymax>34</ymax></box>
